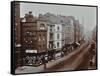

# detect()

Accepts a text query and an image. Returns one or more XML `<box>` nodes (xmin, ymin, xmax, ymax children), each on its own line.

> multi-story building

<box><xmin>79</xmin><ymin>24</ymin><xmax>85</xmax><ymax>43</ymax></box>
<box><xmin>41</xmin><ymin>13</ymin><xmax>77</xmax><ymax>50</ymax></box>
<box><xmin>74</xmin><ymin>19</ymin><xmax>84</xmax><ymax>44</ymax></box>
<box><xmin>21</xmin><ymin>12</ymin><xmax>47</xmax><ymax>65</ymax></box>
<box><xmin>47</xmin><ymin>23</ymin><xmax>63</xmax><ymax>50</ymax></box>
<box><xmin>14</xmin><ymin>2</ymin><xmax>22</xmax><ymax>68</ymax></box>
<box><xmin>43</xmin><ymin>13</ymin><xmax>64</xmax><ymax>50</ymax></box>
<box><xmin>35</xmin><ymin>13</ymin><xmax>82</xmax><ymax>51</ymax></box>
<box><xmin>63</xmin><ymin>16</ymin><xmax>75</xmax><ymax>45</ymax></box>
<box><xmin>74</xmin><ymin>20</ymin><xmax>80</xmax><ymax>42</ymax></box>
<box><xmin>53</xmin><ymin>24</ymin><xmax>62</xmax><ymax>50</ymax></box>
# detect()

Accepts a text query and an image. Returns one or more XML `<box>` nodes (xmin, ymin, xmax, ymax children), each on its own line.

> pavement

<box><xmin>15</xmin><ymin>42</ymin><xmax>92</xmax><ymax>74</ymax></box>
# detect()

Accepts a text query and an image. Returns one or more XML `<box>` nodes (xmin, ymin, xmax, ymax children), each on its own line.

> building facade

<box><xmin>64</xmin><ymin>17</ymin><xmax>75</xmax><ymax>45</ymax></box>
<box><xmin>40</xmin><ymin>13</ymin><xmax>79</xmax><ymax>50</ymax></box>
<box><xmin>21</xmin><ymin>12</ymin><xmax>47</xmax><ymax>65</ymax></box>
<box><xmin>47</xmin><ymin>23</ymin><xmax>55</xmax><ymax>50</ymax></box>
<box><xmin>47</xmin><ymin>23</ymin><xmax>63</xmax><ymax>50</ymax></box>
<box><xmin>53</xmin><ymin>24</ymin><xmax>62</xmax><ymax>50</ymax></box>
<box><xmin>14</xmin><ymin>2</ymin><xmax>22</xmax><ymax>68</ymax></box>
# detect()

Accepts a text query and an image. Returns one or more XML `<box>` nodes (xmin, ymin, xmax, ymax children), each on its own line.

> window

<box><xmin>43</xmin><ymin>34</ymin><xmax>45</xmax><ymax>37</ymax></box>
<box><xmin>40</xmin><ymin>23</ymin><xmax>45</xmax><ymax>30</ymax></box>
<box><xmin>50</xmin><ymin>26</ymin><xmax>52</xmax><ymax>28</ymax></box>
<box><xmin>61</xmin><ymin>20</ymin><xmax>63</xmax><ymax>23</ymax></box>
<box><xmin>57</xmin><ymin>34</ymin><xmax>60</xmax><ymax>39</ymax></box>
<box><xmin>15</xmin><ymin>23</ymin><xmax>17</xmax><ymax>26</ymax></box>
<box><xmin>57</xmin><ymin>42</ymin><xmax>59</xmax><ymax>48</ymax></box>
<box><xmin>39</xmin><ymin>45</ymin><xmax>41</xmax><ymax>50</ymax></box>
<box><xmin>43</xmin><ymin>37</ymin><xmax>45</xmax><ymax>41</ymax></box>
<box><xmin>29</xmin><ymin>32</ymin><xmax>32</xmax><ymax>35</ymax></box>
<box><xmin>25</xmin><ymin>40</ymin><xmax>28</xmax><ymax>43</ymax></box>
<box><xmin>50</xmin><ymin>29</ymin><xmax>52</xmax><ymax>32</ymax></box>
<box><xmin>38</xmin><ymin>37</ymin><xmax>41</xmax><ymax>41</ymax></box>
<box><xmin>26</xmin><ymin>31</ymin><xmax>30</xmax><ymax>34</ymax></box>
<box><xmin>67</xmin><ymin>27</ymin><xmax>71</xmax><ymax>32</ymax></box>
<box><xmin>26</xmin><ymin>30</ymin><xmax>32</xmax><ymax>36</ymax></box>
<box><xmin>43</xmin><ymin>44</ymin><xmax>45</xmax><ymax>47</ymax></box>
<box><xmin>57</xmin><ymin>26</ymin><xmax>59</xmax><ymax>30</ymax></box>
<box><xmin>39</xmin><ymin>34</ymin><xmax>41</xmax><ymax>36</ymax></box>
<box><xmin>30</xmin><ymin>40</ymin><xmax>32</xmax><ymax>43</ymax></box>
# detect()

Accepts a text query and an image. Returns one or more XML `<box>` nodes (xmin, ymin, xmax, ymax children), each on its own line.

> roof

<box><xmin>38</xmin><ymin>13</ymin><xmax>75</xmax><ymax>25</ymax></box>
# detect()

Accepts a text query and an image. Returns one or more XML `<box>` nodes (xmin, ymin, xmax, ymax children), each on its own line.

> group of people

<box><xmin>89</xmin><ymin>40</ymin><xmax>96</xmax><ymax>67</ymax></box>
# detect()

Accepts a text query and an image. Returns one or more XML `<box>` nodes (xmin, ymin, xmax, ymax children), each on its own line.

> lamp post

<box><xmin>44</xmin><ymin>49</ymin><xmax>48</xmax><ymax>69</ymax></box>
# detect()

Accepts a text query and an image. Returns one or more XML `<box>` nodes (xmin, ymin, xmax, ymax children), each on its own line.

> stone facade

<box><xmin>40</xmin><ymin>13</ymin><xmax>79</xmax><ymax>50</ymax></box>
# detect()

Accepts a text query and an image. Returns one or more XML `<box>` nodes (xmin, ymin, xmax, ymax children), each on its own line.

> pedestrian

<box><xmin>90</xmin><ymin>59</ymin><xmax>93</xmax><ymax>67</ymax></box>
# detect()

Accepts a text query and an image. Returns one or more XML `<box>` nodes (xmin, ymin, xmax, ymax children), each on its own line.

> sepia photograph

<box><xmin>11</xmin><ymin>1</ymin><xmax>97</xmax><ymax>74</ymax></box>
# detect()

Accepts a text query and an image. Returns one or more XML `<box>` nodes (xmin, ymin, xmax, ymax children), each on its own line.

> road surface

<box><xmin>43</xmin><ymin>42</ymin><xmax>96</xmax><ymax>72</ymax></box>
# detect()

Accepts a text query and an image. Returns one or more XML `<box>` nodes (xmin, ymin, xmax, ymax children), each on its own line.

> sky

<box><xmin>20</xmin><ymin>2</ymin><xmax>97</xmax><ymax>33</ymax></box>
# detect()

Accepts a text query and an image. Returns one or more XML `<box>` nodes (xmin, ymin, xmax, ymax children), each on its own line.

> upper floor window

<box><xmin>57</xmin><ymin>42</ymin><xmax>59</xmax><ymax>48</ymax></box>
<box><xmin>57</xmin><ymin>34</ymin><xmax>60</xmax><ymax>39</ymax></box>
<box><xmin>40</xmin><ymin>23</ymin><xmax>45</xmax><ymax>30</ymax></box>
<box><xmin>15</xmin><ymin>23</ymin><xmax>17</xmax><ymax>26</ymax></box>
<box><xmin>61</xmin><ymin>20</ymin><xmax>63</xmax><ymax>23</ymax></box>
<box><xmin>57</xmin><ymin>26</ymin><xmax>59</xmax><ymax>30</ymax></box>
<box><xmin>38</xmin><ymin>37</ymin><xmax>41</xmax><ymax>41</ymax></box>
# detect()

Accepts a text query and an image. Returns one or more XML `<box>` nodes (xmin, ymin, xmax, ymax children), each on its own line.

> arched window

<box><xmin>40</xmin><ymin>23</ymin><xmax>45</xmax><ymax>30</ymax></box>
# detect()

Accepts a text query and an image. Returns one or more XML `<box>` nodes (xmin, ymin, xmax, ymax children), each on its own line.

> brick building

<box><xmin>14</xmin><ymin>2</ymin><xmax>22</xmax><ymax>68</ymax></box>
<box><xmin>21</xmin><ymin>12</ymin><xmax>47</xmax><ymax>65</ymax></box>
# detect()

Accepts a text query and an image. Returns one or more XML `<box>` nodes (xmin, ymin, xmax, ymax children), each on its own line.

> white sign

<box><xmin>26</xmin><ymin>50</ymin><xmax>37</xmax><ymax>53</ymax></box>
<box><xmin>15</xmin><ymin>44</ymin><xmax>21</xmax><ymax>47</ymax></box>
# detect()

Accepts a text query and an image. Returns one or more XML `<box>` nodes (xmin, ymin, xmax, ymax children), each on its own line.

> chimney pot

<box><xmin>29</xmin><ymin>11</ymin><xmax>32</xmax><ymax>14</ymax></box>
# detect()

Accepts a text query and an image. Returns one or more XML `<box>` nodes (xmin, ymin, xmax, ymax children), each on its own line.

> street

<box><xmin>42</xmin><ymin>41</ymin><xmax>96</xmax><ymax>72</ymax></box>
<box><xmin>15</xmin><ymin>41</ymin><xmax>97</xmax><ymax>74</ymax></box>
